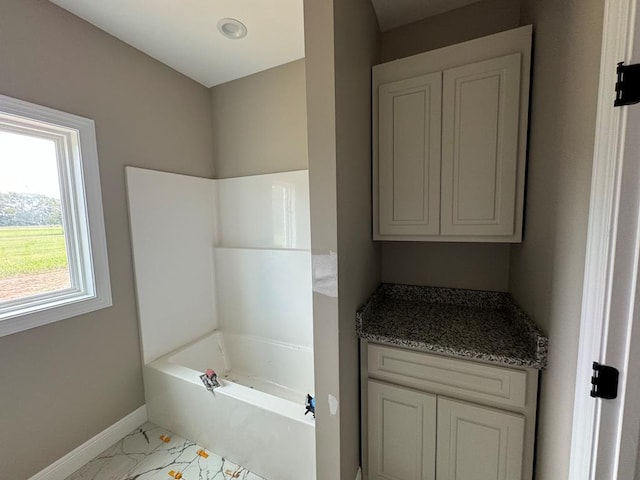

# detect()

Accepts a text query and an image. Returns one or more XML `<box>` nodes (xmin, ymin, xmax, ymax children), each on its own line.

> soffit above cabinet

<box><xmin>370</xmin><ymin>0</ymin><xmax>485</xmax><ymax>31</ymax></box>
<box><xmin>48</xmin><ymin>0</ymin><xmax>304</xmax><ymax>88</ymax></box>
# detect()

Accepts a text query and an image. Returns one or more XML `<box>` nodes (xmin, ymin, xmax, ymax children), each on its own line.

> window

<box><xmin>0</xmin><ymin>95</ymin><xmax>111</xmax><ymax>336</ymax></box>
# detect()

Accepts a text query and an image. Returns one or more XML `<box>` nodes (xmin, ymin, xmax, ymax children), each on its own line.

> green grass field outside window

<box><xmin>0</xmin><ymin>226</ymin><xmax>69</xmax><ymax>279</ymax></box>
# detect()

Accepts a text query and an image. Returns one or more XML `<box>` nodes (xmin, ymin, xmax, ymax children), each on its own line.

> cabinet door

<box><xmin>441</xmin><ymin>53</ymin><xmax>521</xmax><ymax>237</ymax></box>
<box><xmin>436</xmin><ymin>397</ymin><xmax>525</xmax><ymax>480</ymax></box>
<box><xmin>368</xmin><ymin>380</ymin><xmax>437</xmax><ymax>480</ymax></box>
<box><xmin>378</xmin><ymin>72</ymin><xmax>442</xmax><ymax>237</ymax></box>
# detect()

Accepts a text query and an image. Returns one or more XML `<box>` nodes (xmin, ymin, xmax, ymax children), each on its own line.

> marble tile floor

<box><xmin>66</xmin><ymin>422</ymin><xmax>266</xmax><ymax>480</ymax></box>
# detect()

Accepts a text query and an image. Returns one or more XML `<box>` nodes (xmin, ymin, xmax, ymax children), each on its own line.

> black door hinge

<box><xmin>591</xmin><ymin>362</ymin><xmax>619</xmax><ymax>399</ymax></box>
<box><xmin>615</xmin><ymin>62</ymin><xmax>640</xmax><ymax>107</ymax></box>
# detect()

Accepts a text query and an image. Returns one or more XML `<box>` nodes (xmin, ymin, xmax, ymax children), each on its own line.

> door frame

<box><xmin>569</xmin><ymin>0</ymin><xmax>639</xmax><ymax>478</ymax></box>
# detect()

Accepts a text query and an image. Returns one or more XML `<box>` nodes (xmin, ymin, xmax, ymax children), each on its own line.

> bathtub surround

<box><xmin>125</xmin><ymin>168</ymin><xmax>217</xmax><ymax>364</ymax></box>
<box><xmin>215</xmin><ymin>249</ymin><xmax>313</xmax><ymax>346</ymax></box>
<box><xmin>127</xmin><ymin>168</ymin><xmax>315</xmax><ymax>479</ymax></box>
<box><xmin>126</xmin><ymin>168</ymin><xmax>312</xmax><ymax>361</ymax></box>
<box><xmin>66</xmin><ymin>422</ymin><xmax>264</xmax><ymax>480</ymax></box>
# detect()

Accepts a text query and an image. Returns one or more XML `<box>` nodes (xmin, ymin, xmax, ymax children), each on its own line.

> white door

<box><xmin>436</xmin><ymin>397</ymin><xmax>525</xmax><ymax>480</ymax></box>
<box><xmin>569</xmin><ymin>1</ymin><xmax>640</xmax><ymax>479</ymax></box>
<box><xmin>378</xmin><ymin>72</ymin><xmax>442</xmax><ymax>237</ymax></box>
<box><xmin>592</xmin><ymin>10</ymin><xmax>640</xmax><ymax>480</ymax></box>
<box><xmin>368</xmin><ymin>380</ymin><xmax>437</xmax><ymax>480</ymax></box>
<box><xmin>440</xmin><ymin>53</ymin><xmax>521</xmax><ymax>238</ymax></box>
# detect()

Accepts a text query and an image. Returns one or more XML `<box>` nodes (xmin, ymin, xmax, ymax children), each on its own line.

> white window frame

<box><xmin>0</xmin><ymin>95</ymin><xmax>111</xmax><ymax>337</ymax></box>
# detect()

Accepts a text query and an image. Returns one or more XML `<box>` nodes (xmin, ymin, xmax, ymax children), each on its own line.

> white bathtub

<box><xmin>144</xmin><ymin>331</ymin><xmax>316</xmax><ymax>480</ymax></box>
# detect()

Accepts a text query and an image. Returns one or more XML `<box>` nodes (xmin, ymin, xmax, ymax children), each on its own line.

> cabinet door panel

<box><xmin>368</xmin><ymin>380</ymin><xmax>437</xmax><ymax>480</ymax></box>
<box><xmin>378</xmin><ymin>72</ymin><xmax>442</xmax><ymax>236</ymax></box>
<box><xmin>437</xmin><ymin>397</ymin><xmax>524</xmax><ymax>480</ymax></box>
<box><xmin>441</xmin><ymin>53</ymin><xmax>521</xmax><ymax>236</ymax></box>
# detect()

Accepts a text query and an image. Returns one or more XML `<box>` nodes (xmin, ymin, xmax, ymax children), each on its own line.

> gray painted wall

<box><xmin>303</xmin><ymin>0</ymin><xmax>381</xmax><ymax>477</ymax></box>
<box><xmin>303</xmin><ymin>0</ymin><xmax>341</xmax><ymax>477</ymax></box>
<box><xmin>378</xmin><ymin>0</ymin><xmax>521</xmax><ymax>292</ymax></box>
<box><xmin>382</xmin><ymin>242</ymin><xmax>510</xmax><ymax>291</ymax></box>
<box><xmin>0</xmin><ymin>1</ymin><xmax>214</xmax><ymax>478</ymax></box>
<box><xmin>210</xmin><ymin>59</ymin><xmax>308</xmax><ymax>178</ymax></box>
<box><xmin>381</xmin><ymin>0</ymin><xmax>521</xmax><ymax>63</ymax></box>
<box><xmin>511</xmin><ymin>1</ymin><xmax>604</xmax><ymax>478</ymax></box>
<box><xmin>334</xmin><ymin>0</ymin><xmax>381</xmax><ymax>478</ymax></box>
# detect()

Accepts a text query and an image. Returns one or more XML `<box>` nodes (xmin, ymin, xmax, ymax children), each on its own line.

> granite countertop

<box><xmin>356</xmin><ymin>283</ymin><xmax>548</xmax><ymax>370</ymax></box>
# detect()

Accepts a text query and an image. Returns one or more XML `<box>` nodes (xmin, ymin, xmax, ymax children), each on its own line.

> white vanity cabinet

<box><xmin>373</xmin><ymin>26</ymin><xmax>532</xmax><ymax>242</ymax></box>
<box><xmin>436</xmin><ymin>397</ymin><xmax>525</xmax><ymax>480</ymax></box>
<box><xmin>361</xmin><ymin>342</ymin><xmax>539</xmax><ymax>480</ymax></box>
<box><xmin>368</xmin><ymin>380</ymin><xmax>437</xmax><ymax>480</ymax></box>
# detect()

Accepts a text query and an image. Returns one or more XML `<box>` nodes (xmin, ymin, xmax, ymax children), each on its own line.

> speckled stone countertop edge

<box><xmin>359</xmin><ymin>333</ymin><xmax>545</xmax><ymax>370</ymax></box>
<box><xmin>356</xmin><ymin>283</ymin><xmax>549</xmax><ymax>370</ymax></box>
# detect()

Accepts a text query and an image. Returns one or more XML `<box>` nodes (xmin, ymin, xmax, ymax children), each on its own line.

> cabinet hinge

<box><xmin>615</xmin><ymin>62</ymin><xmax>640</xmax><ymax>107</ymax></box>
<box><xmin>590</xmin><ymin>362</ymin><xmax>619</xmax><ymax>399</ymax></box>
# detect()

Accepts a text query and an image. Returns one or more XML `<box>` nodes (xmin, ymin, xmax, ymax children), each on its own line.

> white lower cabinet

<box><xmin>368</xmin><ymin>380</ymin><xmax>437</xmax><ymax>480</ymax></box>
<box><xmin>436</xmin><ymin>398</ymin><xmax>524</xmax><ymax>480</ymax></box>
<box><xmin>362</xmin><ymin>343</ymin><xmax>538</xmax><ymax>480</ymax></box>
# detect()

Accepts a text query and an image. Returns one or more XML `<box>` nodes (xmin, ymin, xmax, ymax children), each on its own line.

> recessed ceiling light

<box><xmin>217</xmin><ymin>18</ymin><xmax>248</xmax><ymax>40</ymax></box>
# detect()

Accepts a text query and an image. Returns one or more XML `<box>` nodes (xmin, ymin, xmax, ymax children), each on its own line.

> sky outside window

<box><xmin>0</xmin><ymin>130</ymin><xmax>70</xmax><ymax>301</ymax></box>
<box><xmin>0</xmin><ymin>131</ymin><xmax>61</xmax><ymax>197</ymax></box>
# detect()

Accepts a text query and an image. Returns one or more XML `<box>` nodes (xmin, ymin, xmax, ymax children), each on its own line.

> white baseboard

<box><xmin>29</xmin><ymin>405</ymin><xmax>148</xmax><ymax>480</ymax></box>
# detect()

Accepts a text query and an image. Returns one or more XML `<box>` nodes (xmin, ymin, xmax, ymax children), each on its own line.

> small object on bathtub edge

<box><xmin>305</xmin><ymin>394</ymin><xmax>316</xmax><ymax>418</ymax></box>
<box><xmin>200</xmin><ymin>368</ymin><xmax>221</xmax><ymax>392</ymax></box>
<box><xmin>160</xmin><ymin>434</ymin><xmax>171</xmax><ymax>443</ymax></box>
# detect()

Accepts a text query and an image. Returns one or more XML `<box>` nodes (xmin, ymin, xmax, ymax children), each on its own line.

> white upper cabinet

<box><xmin>379</xmin><ymin>72</ymin><xmax>442</xmax><ymax>236</ymax></box>
<box><xmin>441</xmin><ymin>53</ymin><xmax>521</xmax><ymax>237</ymax></box>
<box><xmin>373</xmin><ymin>26</ymin><xmax>532</xmax><ymax>242</ymax></box>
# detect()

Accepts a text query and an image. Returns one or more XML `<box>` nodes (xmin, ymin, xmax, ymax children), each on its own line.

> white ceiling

<box><xmin>49</xmin><ymin>0</ymin><xmax>305</xmax><ymax>88</ymax></box>
<box><xmin>371</xmin><ymin>0</ymin><xmax>486</xmax><ymax>31</ymax></box>
<box><xmin>49</xmin><ymin>0</ymin><xmax>484</xmax><ymax>88</ymax></box>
